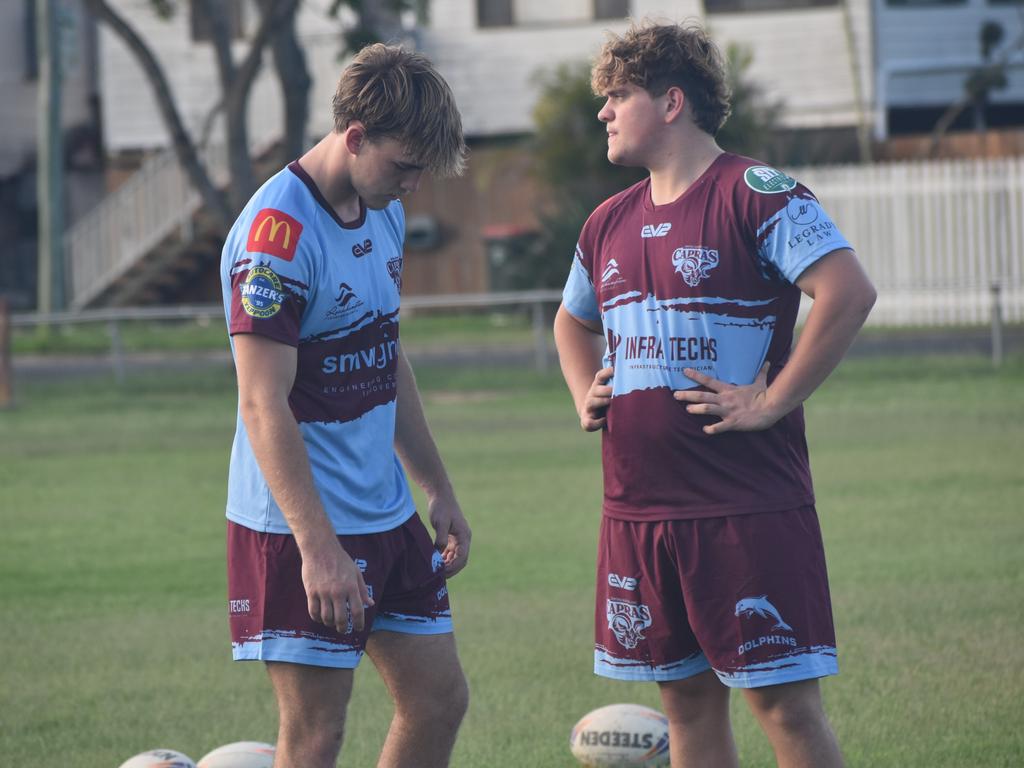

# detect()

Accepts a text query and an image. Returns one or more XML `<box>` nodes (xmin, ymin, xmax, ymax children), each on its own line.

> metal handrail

<box><xmin>11</xmin><ymin>290</ymin><xmax>565</xmax><ymax>328</ymax></box>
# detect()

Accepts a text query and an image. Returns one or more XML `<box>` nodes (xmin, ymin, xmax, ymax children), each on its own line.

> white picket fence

<box><xmin>794</xmin><ymin>156</ymin><xmax>1024</xmax><ymax>326</ymax></box>
<box><xmin>65</xmin><ymin>149</ymin><xmax>1024</xmax><ymax>326</ymax></box>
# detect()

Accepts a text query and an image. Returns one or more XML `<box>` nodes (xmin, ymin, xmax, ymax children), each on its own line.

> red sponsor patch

<box><xmin>246</xmin><ymin>208</ymin><xmax>303</xmax><ymax>261</ymax></box>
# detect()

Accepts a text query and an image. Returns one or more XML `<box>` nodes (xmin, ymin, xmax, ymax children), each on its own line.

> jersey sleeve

<box><xmin>562</xmin><ymin>240</ymin><xmax>601</xmax><ymax>324</ymax></box>
<box><xmin>742</xmin><ymin>166</ymin><xmax>853</xmax><ymax>284</ymax></box>
<box><xmin>225</xmin><ymin>206</ymin><xmax>317</xmax><ymax>346</ymax></box>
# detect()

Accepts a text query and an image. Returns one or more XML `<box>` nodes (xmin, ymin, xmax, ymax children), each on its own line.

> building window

<box><xmin>190</xmin><ymin>0</ymin><xmax>245</xmax><ymax>42</ymax></box>
<box><xmin>594</xmin><ymin>0</ymin><xmax>629</xmax><ymax>19</ymax></box>
<box><xmin>478</xmin><ymin>0</ymin><xmax>514</xmax><ymax>27</ymax></box>
<box><xmin>885</xmin><ymin>0</ymin><xmax>965</xmax><ymax>6</ymax></box>
<box><xmin>705</xmin><ymin>0</ymin><xmax>837</xmax><ymax>11</ymax></box>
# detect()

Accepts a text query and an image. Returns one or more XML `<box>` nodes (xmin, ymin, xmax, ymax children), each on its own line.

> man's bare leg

<box><xmin>366</xmin><ymin>631</ymin><xmax>469</xmax><ymax>768</ymax></box>
<box><xmin>265</xmin><ymin>661</ymin><xmax>355</xmax><ymax>768</ymax></box>
<box><xmin>658</xmin><ymin>669</ymin><xmax>739</xmax><ymax>768</ymax></box>
<box><xmin>743</xmin><ymin>678</ymin><xmax>843</xmax><ymax>768</ymax></box>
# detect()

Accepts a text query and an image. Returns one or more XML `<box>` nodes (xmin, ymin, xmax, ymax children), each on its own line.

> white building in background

<box><xmin>95</xmin><ymin>0</ymin><xmax>875</xmax><ymax>150</ymax></box>
<box><xmin>0</xmin><ymin>0</ymin><xmax>103</xmax><ymax>308</ymax></box>
<box><xmin>97</xmin><ymin>0</ymin><xmax>351</xmax><ymax>153</ymax></box>
<box><xmin>0</xmin><ymin>0</ymin><xmax>99</xmax><ymax>177</ymax></box>
<box><xmin>94</xmin><ymin>0</ymin><xmax>1024</xmax><ymax>154</ymax></box>
<box><xmin>422</xmin><ymin>0</ymin><xmax>872</xmax><ymax>136</ymax></box>
<box><xmin>873</xmin><ymin>0</ymin><xmax>1024</xmax><ymax>138</ymax></box>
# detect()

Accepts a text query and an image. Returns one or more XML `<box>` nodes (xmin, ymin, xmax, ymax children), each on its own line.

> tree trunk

<box><xmin>83</xmin><ymin>0</ymin><xmax>232</xmax><ymax>229</ymax></box>
<box><xmin>265</xmin><ymin>0</ymin><xmax>311</xmax><ymax>163</ymax></box>
<box><xmin>198</xmin><ymin>0</ymin><xmax>256</xmax><ymax>212</ymax></box>
<box><xmin>199</xmin><ymin>0</ymin><xmax>301</xmax><ymax>210</ymax></box>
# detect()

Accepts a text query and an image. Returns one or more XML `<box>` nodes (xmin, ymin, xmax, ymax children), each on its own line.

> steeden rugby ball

<box><xmin>570</xmin><ymin>703</ymin><xmax>670</xmax><ymax>767</ymax></box>
<box><xmin>117</xmin><ymin>749</ymin><xmax>196</xmax><ymax>768</ymax></box>
<box><xmin>197</xmin><ymin>741</ymin><xmax>276</xmax><ymax>768</ymax></box>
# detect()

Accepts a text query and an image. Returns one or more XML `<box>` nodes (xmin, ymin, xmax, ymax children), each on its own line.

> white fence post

<box><xmin>991</xmin><ymin>282</ymin><xmax>1004</xmax><ymax>368</ymax></box>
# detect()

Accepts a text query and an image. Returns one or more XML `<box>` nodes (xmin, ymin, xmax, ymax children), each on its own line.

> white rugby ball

<box><xmin>569</xmin><ymin>703</ymin><xmax>670</xmax><ymax>767</ymax></box>
<box><xmin>197</xmin><ymin>741</ymin><xmax>276</xmax><ymax>768</ymax></box>
<box><xmin>117</xmin><ymin>749</ymin><xmax>196</xmax><ymax>768</ymax></box>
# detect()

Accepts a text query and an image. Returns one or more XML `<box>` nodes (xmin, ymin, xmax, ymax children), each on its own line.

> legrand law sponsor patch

<box><xmin>240</xmin><ymin>265</ymin><xmax>286</xmax><ymax>319</ymax></box>
<box><xmin>744</xmin><ymin>166</ymin><xmax>797</xmax><ymax>194</ymax></box>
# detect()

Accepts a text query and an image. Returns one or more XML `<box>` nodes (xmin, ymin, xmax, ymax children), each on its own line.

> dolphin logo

<box><xmin>735</xmin><ymin>596</ymin><xmax>793</xmax><ymax>631</ymax></box>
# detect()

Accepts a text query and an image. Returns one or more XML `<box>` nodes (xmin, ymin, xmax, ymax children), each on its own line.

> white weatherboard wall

<box><xmin>98</xmin><ymin>0</ymin><xmax>867</xmax><ymax>150</ymax></box>
<box><xmin>707</xmin><ymin>7</ymin><xmax>861</xmax><ymax>129</ymax></box>
<box><xmin>795</xmin><ymin>157</ymin><xmax>1024</xmax><ymax>326</ymax></box>
<box><xmin>421</xmin><ymin>0</ymin><xmax>864</xmax><ymax>137</ymax></box>
<box><xmin>873</xmin><ymin>0</ymin><xmax>1024</xmax><ymax>137</ymax></box>
<box><xmin>99</xmin><ymin>0</ymin><xmax>348</xmax><ymax>153</ymax></box>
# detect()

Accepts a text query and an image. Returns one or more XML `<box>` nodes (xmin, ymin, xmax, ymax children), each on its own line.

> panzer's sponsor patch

<box><xmin>240</xmin><ymin>265</ymin><xmax>285</xmax><ymax>319</ymax></box>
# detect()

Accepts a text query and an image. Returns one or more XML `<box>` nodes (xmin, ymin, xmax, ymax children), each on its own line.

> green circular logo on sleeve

<box><xmin>744</xmin><ymin>166</ymin><xmax>797</xmax><ymax>194</ymax></box>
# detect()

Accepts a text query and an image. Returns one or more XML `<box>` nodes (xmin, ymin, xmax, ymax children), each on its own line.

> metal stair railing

<box><xmin>66</xmin><ymin>141</ymin><xmax>231</xmax><ymax>310</ymax></box>
<box><xmin>66</xmin><ymin>83</ymin><xmax>284</xmax><ymax>310</ymax></box>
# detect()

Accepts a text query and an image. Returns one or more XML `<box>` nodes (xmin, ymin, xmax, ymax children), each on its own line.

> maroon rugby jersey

<box><xmin>561</xmin><ymin>153</ymin><xmax>852</xmax><ymax>520</ymax></box>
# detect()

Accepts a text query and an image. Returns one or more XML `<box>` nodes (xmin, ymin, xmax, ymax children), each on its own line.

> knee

<box><xmin>747</xmin><ymin>686</ymin><xmax>826</xmax><ymax>736</ymax></box>
<box><xmin>399</xmin><ymin>670</ymin><xmax>469</xmax><ymax>731</ymax></box>
<box><xmin>435</xmin><ymin>670</ymin><xmax>470</xmax><ymax>728</ymax></box>
<box><xmin>659</xmin><ymin>673</ymin><xmax>730</xmax><ymax>726</ymax></box>
<box><xmin>277</xmin><ymin>716</ymin><xmax>345</xmax><ymax>767</ymax></box>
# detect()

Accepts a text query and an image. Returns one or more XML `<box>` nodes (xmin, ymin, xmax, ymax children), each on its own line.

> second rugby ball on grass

<box><xmin>197</xmin><ymin>741</ymin><xmax>276</xmax><ymax>768</ymax></box>
<box><xmin>569</xmin><ymin>703</ymin><xmax>670</xmax><ymax>767</ymax></box>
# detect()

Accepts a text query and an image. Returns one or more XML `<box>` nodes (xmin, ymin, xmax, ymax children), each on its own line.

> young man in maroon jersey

<box><xmin>555</xmin><ymin>22</ymin><xmax>876</xmax><ymax>768</ymax></box>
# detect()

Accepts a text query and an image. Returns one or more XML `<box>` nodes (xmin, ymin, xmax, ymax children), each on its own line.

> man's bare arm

<box><xmin>553</xmin><ymin>304</ymin><xmax>613</xmax><ymax>432</ymax></box>
<box><xmin>674</xmin><ymin>248</ymin><xmax>876</xmax><ymax>434</ymax></box>
<box><xmin>393</xmin><ymin>345</ymin><xmax>471</xmax><ymax>576</ymax></box>
<box><xmin>234</xmin><ymin>333</ymin><xmax>372</xmax><ymax>630</ymax></box>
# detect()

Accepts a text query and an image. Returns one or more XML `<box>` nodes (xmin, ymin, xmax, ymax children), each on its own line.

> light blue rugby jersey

<box><xmin>221</xmin><ymin>161</ymin><xmax>415</xmax><ymax>535</ymax></box>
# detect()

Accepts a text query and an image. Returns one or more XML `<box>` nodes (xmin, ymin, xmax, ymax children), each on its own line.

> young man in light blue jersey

<box><xmin>220</xmin><ymin>44</ymin><xmax>470</xmax><ymax>768</ymax></box>
<box><xmin>555</xmin><ymin>22</ymin><xmax>877</xmax><ymax>768</ymax></box>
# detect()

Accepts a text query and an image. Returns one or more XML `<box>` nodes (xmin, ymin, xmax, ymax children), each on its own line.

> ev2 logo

<box><xmin>608</xmin><ymin>573</ymin><xmax>638</xmax><ymax>590</ymax></box>
<box><xmin>641</xmin><ymin>223</ymin><xmax>672</xmax><ymax>238</ymax></box>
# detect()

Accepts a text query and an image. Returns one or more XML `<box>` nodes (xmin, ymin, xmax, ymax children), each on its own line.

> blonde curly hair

<box><xmin>591</xmin><ymin>21</ymin><xmax>732</xmax><ymax>135</ymax></box>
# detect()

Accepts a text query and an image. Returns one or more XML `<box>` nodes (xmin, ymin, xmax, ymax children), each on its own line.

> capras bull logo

<box><xmin>607</xmin><ymin>599</ymin><xmax>653</xmax><ymax>650</ymax></box>
<box><xmin>672</xmin><ymin>246</ymin><xmax>719</xmax><ymax>288</ymax></box>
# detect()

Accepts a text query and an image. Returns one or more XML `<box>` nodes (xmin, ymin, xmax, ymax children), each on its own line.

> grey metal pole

<box><xmin>108</xmin><ymin>320</ymin><xmax>126</xmax><ymax>384</ymax></box>
<box><xmin>36</xmin><ymin>0</ymin><xmax>65</xmax><ymax>315</ymax></box>
<box><xmin>0</xmin><ymin>297</ymin><xmax>13</xmax><ymax>409</ymax></box>
<box><xmin>532</xmin><ymin>300</ymin><xmax>549</xmax><ymax>374</ymax></box>
<box><xmin>990</xmin><ymin>282</ymin><xmax>1004</xmax><ymax>369</ymax></box>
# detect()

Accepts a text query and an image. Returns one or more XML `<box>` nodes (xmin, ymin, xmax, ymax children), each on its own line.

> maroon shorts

<box><xmin>227</xmin><ymin>513</ymin><xmax>452</xmax><ymax>668</ymax></box>
<box><xmin>595</xmin><ymin>506</ymin><xmax>838</xmax><ymax>688</ymax></box>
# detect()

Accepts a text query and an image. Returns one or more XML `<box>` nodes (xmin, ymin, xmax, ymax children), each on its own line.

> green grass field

<box><xmin>1</xmin><ymin>349</ymin><xmax>1022</xmax><ymax>767</ymax></box>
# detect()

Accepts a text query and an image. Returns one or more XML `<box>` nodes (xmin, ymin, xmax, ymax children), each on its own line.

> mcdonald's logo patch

<box><xmin>247</xmin><ymin>208</ymin><xmax>303</xmax><ymax>261</ymax></box>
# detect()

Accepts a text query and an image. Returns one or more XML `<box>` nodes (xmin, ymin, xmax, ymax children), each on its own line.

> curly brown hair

<box><xmin>332</xmin><ymin>43</ymin><xmax>467</xmax><ymax>177</ymax></box>
<box><xmin>591</xmin><ymin>22</ymin><xmax>732</xmax><ymax>135</ymax></box>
